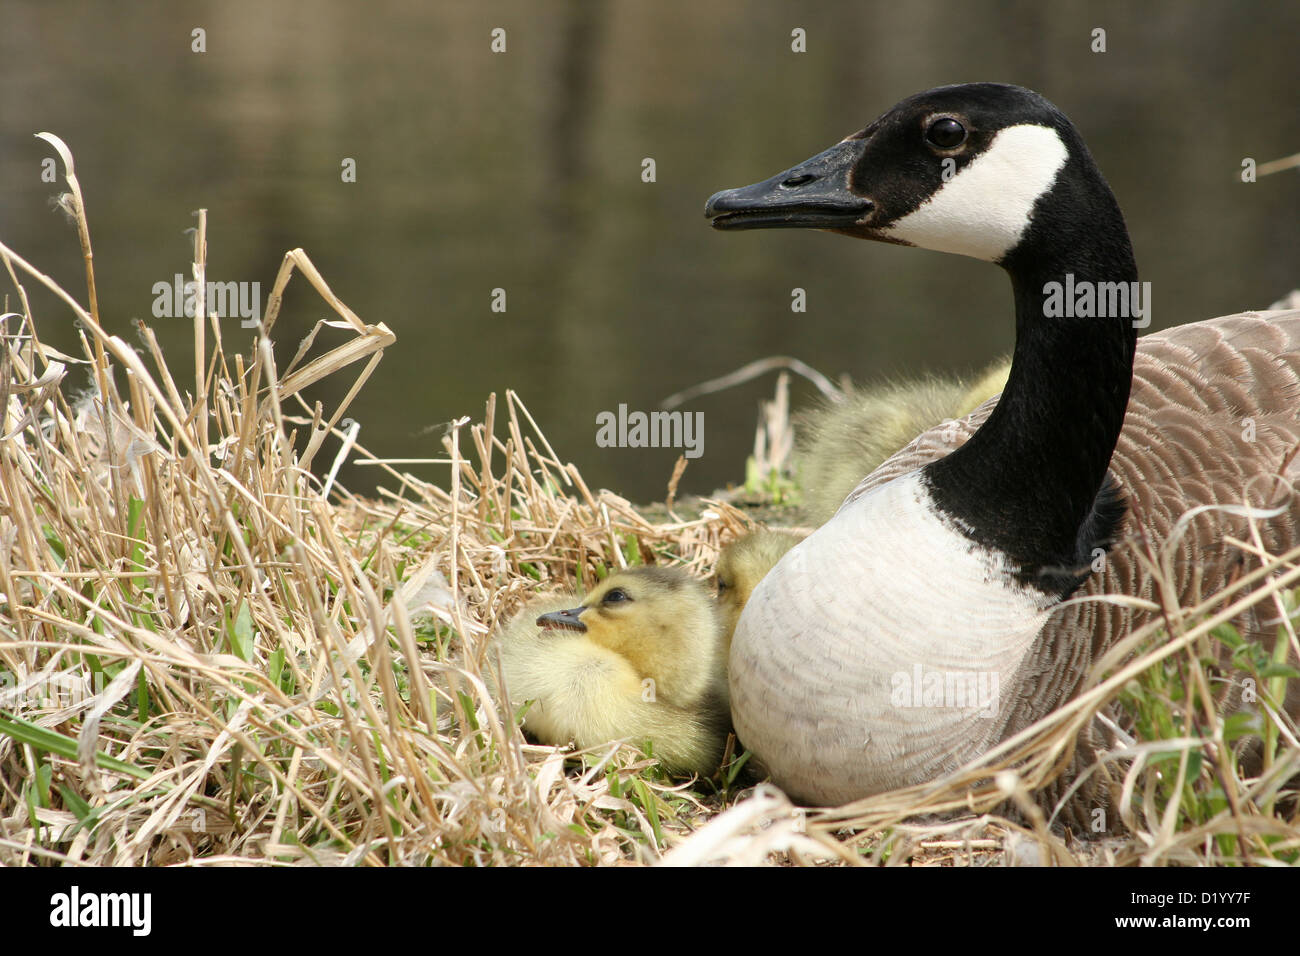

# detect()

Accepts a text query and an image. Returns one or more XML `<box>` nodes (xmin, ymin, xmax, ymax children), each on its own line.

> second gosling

<box><xmin>497</xmin><ymin>567</ymin><xmax>731</xmax><ymax>776</ymax></box>
<box><xmin>715</xmin><ymin>530</ymin><xmax>806</xmax><ymax>653</ymax></box>
<box><xmin>796</xmin><ymin>358</ymin><xmax>1011</xmax><ymax>525</ymax></box>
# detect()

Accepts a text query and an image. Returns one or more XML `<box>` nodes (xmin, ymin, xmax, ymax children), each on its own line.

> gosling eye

<box><xmin>715</xmin><ymin>577</ymin><xmax>731</xmax><ymax>594</ymax></box>
<box><xmin>602</xmin><ymin>588</ymin><xmax>631</xmax><ymax>606</ymax></box>
<box><xmin>925</xmin><ymin>117</ymin><xmax>967</xmax><ymax>150</ymax></box>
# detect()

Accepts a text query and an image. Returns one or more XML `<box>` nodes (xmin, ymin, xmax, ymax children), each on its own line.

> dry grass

<box><xmin>1</xmin><ymin>141</ymin><xmax>1296</xmax><ymax>866</ymax></box>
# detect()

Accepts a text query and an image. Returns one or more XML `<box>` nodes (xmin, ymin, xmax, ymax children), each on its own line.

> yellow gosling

<box><xmin>797</xmin><ymin>358</ymin><xmax>1012</xmax><ymax>524</ymax></box>
<box><xmin>496</xmin><ymin>567</ymin><xmax>730</xmax><ymax>776</ymax></box>
<box><xmin>715</xmin><ymin>530</ymin><xmax>806</xmax><ymax>652</ymax></box>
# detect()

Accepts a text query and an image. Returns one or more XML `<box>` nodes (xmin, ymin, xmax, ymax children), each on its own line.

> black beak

<box><xmin>536</xmin><ymin>606</ymin><xmax>587</xmax><ymax>633</ymax></box>
<box><xmin>704</xmin><ymin>139</ymin><xmax>873</xmax><ymax>231</ymax></box>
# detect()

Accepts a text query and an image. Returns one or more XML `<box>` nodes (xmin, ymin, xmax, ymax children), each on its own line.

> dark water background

<box><xmin>2</xmin><ymin>0</ymin><xmax>1297</xmax><ymax>502</ymax></box>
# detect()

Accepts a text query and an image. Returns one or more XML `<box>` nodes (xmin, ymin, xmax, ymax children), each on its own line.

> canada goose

<box><xmin>798</xmin><ymin>359</ymin><xmax>1010</xmax><ymax>525</ymax></box>
<box><xmin>715</xmin><ymin>529</ymin><xmax>807</xmax><ymax>650</ymax></box>
<box><xmin>704</xmin><ymin>83</ymin><xmax>1300</xmax><ymax>808</ymax></box>
<box><xmin>496</xmin><ymin>567</ymin><xmax>731</xmax><ymax>776</ymax></box>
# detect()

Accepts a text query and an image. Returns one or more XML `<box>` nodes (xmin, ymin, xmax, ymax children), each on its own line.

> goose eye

<box><xmin>602</xmin><ymin>588</ymin><xmax>630</xmax><ymax>605</ymax></box>
<box><xmin>926</xmin><ymin>118</ymin><xmax>966</xmax><ymax>149</ymax></box>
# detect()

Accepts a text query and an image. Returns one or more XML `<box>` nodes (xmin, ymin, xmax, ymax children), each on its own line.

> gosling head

<box><xmin>715</xmin><ymin>530</ymin><xmax>806</xmax><ymax>651</ymax></box>
<box><xmin>537</xmin><ymin>566</ymin><xmax>723</xmax><ymax>707</ymax></box>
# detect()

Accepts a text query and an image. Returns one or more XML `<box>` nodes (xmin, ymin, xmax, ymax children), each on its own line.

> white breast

<box><xmin>728</xmin><ymin>471</ymin><xmax>1051</xmax><ymax>804</ymax></box>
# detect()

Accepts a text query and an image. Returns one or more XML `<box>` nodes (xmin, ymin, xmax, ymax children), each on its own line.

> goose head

<box><xmin>537</xmin><ymin>567</ymin><xmax>724</xmax><ymax>708</ymax></box>
<box><xmin>705</xmin><ymin>82</ymin><xmax>1117</xmax><ymax>268</ymax></box>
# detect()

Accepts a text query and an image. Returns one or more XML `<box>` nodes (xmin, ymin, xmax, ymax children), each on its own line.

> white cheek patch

<box><xmin>886</xmin><ymin>124</ymin><xmax>1068</xmax><ymax>262</ymax></box>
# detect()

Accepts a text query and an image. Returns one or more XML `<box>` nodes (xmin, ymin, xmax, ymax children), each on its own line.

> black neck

<box><xmin>923</xmin><ymin>154</ymin><xmax>1138</xmax><ymax>596</ymax></box>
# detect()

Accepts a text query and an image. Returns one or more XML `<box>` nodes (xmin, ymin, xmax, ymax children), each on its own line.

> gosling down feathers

<box><xmin>715</xmin><ymin>529</ymin><xmax>807</xmax><ymax>651</ymax></box>
<box><xmin>497</xmin><ymin>567</ymin><xmax>731</xmax><ymax>776</ymax></box>
<box><xmin>705</xmin><ymin>83</ymin><xmax>1300</xmax><ymax>809</ymax></box>
<box><xmin>798</xmin><ymin>359</ymin><xmax>1010</xmax><ymax>525</ymax></box>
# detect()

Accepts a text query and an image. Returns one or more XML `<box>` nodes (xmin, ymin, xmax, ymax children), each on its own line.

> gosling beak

<box><xmin>536</xmin><ymin>607</ymin><xmax>587</xmax><ymax>633</ymax></box>
<box><xmin>704</xmin><ymin>138</ymin><xmax>873</xmax><ymax>231</ymax></box>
